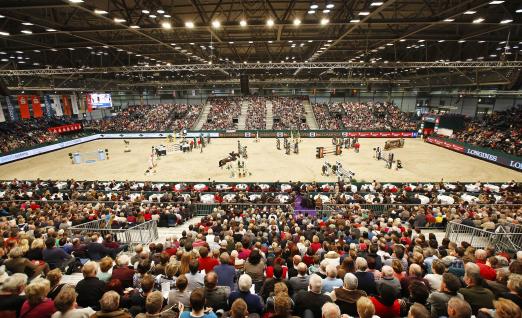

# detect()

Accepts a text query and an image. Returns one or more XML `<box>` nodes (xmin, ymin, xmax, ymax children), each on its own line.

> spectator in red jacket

<box><xmin>475</xmin><ymin>249</ymin><xmax>497</xmax><ymax>281</ymax></box>
<box><xmin>198</xmin><ymin>247</ymin><xmax>219</xmax><ymax>273</ymax></box>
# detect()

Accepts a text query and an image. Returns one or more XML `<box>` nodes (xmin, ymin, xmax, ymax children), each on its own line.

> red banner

<box><xmin>426</xmin><ymin>137</ymin><xmax>465</xmax><ymax>152</ymax></box>
<box><xmin>17</xmin><ymin>95</ymin><xmax>31</xmax><ymax>119</ymax></box>
<box><xmin>62</xmin><ymin>96</ymin><xmax>72</xmax><ymax>116</ymax></box>
<box><xmin>48</xmin><ymin>123</ymin><xmax>83</xmax><ymax>134</ymax></box>
<box><xmin>341</xmin><ymin>131</ymin><xmax>415</xmax><ymax>138</ymax></box>
<box><xmin>31</xmin><ymin>95</ymin><xmax>43</xmax><ymax>118</ymax></box>
<box><xmin>86</xmin><ymin>94</ymin><xmax>93</xmax><ymax>113</ymax></box>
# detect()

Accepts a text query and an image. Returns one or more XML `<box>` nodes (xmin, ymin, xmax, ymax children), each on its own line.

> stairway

<box><xmin>237</xmin><ymin>100</ymin><xmax>249</xmax><ymax>130</ymax></box>
<box><xmin>303</xmin><ymin>100</ymin><xmax>319</xmax><ymax>129</ymax></box>
<box><xmin>193</xmin><ymin>100</ymin><xmax>212</xmax><ymax>130</ymax></box>
<box><xmin>265</xmin><ymin>100</ymin><xmax>274</xmax><ymax>130</ymax></box>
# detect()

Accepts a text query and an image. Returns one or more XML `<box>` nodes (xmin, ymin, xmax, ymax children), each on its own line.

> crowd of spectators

<box><xmin>272</xmin><ymin>97</ymin><xmax>310</xmax><ymax>130</ymax></box>
<box><xmin>313</xmin><ymin>103</ymin><xmax>344</xmax><ymax>130</ymax></box>
<box><xmin>246</xmin><ymin>97</ymin><xmax>267</xmax><ymax>130</ymax></box>
<box><xmin>202</xmin><ymin>97</ymin><xmax>242</xmax><ymax>130</ymax></box>
<box><xmin>312</xmin><ymin>102</ymin><xmax>418</xmax><ymax>131</ymax></box>
<box><xmin>87</xmin><ymin>104</ymin><xmax>202</xmax><ymax>132</ymax></box>
<box><xmin>0</xmin><ymin>118</ymin><xmax>76</xmax><ymax>154</ymax></box>
<box><xmin>451</xmin><ymin>107</ymin><xmax>522</xmax><ymax>156</ymax></box>
<box><xmin>0</xmin><ymin>177</ymin><xmax>520</xmax><ymax>318</ymax></box>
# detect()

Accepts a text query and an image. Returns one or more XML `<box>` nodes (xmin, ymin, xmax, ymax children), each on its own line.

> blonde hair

<box><xmin>99</xmin><ymin>257</ymin><xmax>113</xmax><ymax>273</ymax></box>
<box><xmin>46</xmin><ymin>268</ymin><xmax>63</xmax><ymax>287</ymax></box>
<box><xmin>31</xmin><ymin>238</ymin><xmax>45</xmax><ymax>250</ymax></box>
<box><xmin>494</xmin><ymin>298</ymin><xmax>521</xmax><ymax>318</ymax></box>
<box><xmin>357</xmin><ymin>296</ymin><xmax>376</xmax><ymax>318</ymax></box>
<box><xmin>19</xmin><ymin>239</ymin><xmax>30</xmax><ymax>254</ymax></box>
<box><xmin>54</xmin><ymin>285</ymin><xmax>76</xmax><ymax>313</ymax></box>
<box><xmin>24</xmin><ymin>278</ymin><xmax>51</xmax><ymax>306</ymax></box>
<box><xmin>274</xmin><ymin>282</ymin><xmax>288</xmax><ymax>296</ymax></box>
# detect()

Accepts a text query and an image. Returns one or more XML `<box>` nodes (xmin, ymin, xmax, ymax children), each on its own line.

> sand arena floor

<box><xmin>0</xmin><ymin>138</ymin><xmax>519</xmax><ymax>182</ymax></box>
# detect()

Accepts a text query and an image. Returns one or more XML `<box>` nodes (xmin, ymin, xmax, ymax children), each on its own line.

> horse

<box><xmin>219</xmin><ymin>151</ymin><xmax>239</xmax><ymax>167</ymax></box>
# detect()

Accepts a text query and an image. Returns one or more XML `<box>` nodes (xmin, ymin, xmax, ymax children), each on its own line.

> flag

<box><xmin>85</xmin><ymin>94</ymin><xmax>93</xmax><ymax>112</ymax></box>
<box><xmin>43</xmin><ymin>95</ymin><xmax>53</xmax><ymax>117</ymax></box>
<box><xmin>79</xmin><ymin>94</ymin><xmax>86</xmax><ymax>113</ymax></box>
<box><xmin>62</xmin><ymin>95</ymin><xmax>72</xmax><ymax>116</ymax></box>
<box><xmin>0</xmin><ymin>100</ymin><xmax>5</xmax><ymax>122</ymax></box>
<box><xmin>70</xmin><ymin>94</ymin><xmax>79</xmax><ymax>114</ymax></box>
<box><xmin>17</xmin><ymin>95</ymin><xmax>30</xmax><ymax>119</ymax></box>
<box><xmin>31</xmin><ymin>95</ymin><xmax>43</xmax><ymax>118</ymax></box>
<box><xmin>51</xmin><ymin>95</ymin><xmax>63</xmax><ymax>116</ymax></box>
<box><xmin>5</xmin><ymin>96</ymin><xmax>15</xmax><ymax>121</ymax></box>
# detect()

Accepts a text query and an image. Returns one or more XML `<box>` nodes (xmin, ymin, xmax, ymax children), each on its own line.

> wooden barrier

<box><xmin>316</xmin><ymin>145</ymin><xmax>342</xmax><ymax>159</ymax></box>
<box><xmin>384</xmin><ymin>138</ymin><xmax>405</xmax><ymax>151</ymax></box>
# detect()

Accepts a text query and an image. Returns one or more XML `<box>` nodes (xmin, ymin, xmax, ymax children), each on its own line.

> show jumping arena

<box><xmin>0</xmin><ymin>137</ymin><xmax>519</xmax><ymax>182</ymax></box>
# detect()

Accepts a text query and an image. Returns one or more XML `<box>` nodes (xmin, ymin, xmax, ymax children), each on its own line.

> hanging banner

<box><xmin>62</xmin><ymin>95</ymin><xmax>72</xmax><ymax>116</ymax></box>
<box><xmin>5</xmin><ymin>96</ymin><xmax>15</xmax><ymax>121</ymax></box>
<box><xmin>191</xmin><ymin>89</ymin><xmax>196</xmax><ymax>96</ymax></box>
<box><xmin>17</xmin><ymin>95</ymin><xmax>31</xmax><ymax>119</ymax></box>
<box><xmin>0</xmin><ymin>100</ymin><xmax>5</xmax><ymax>122</ymax></box>
<box><xmin>51</xmin><ymin>95</ymin><xmax>63</xmax><ymax>116</ymax></box>
<box><xmin>85</xmin><ymin>94</ymin><xmax>93</xmax><ymax>113</ymax></box>
<box><xmin>79</xmin><ymin>94</ymin><xmax>86</xmax><ymax>113</ymax></box>
<box><xmin>172</xmin><ymin>90</ymin><xmax>176</xmax><ymax>97</ymax></box>
<box><xmin>43</xmin><ymin>95</ymin><xmax>53</xmax><ymax>117</ymax></box>
<box><xmin>70</xmin><ymin>94</ymin><xmax>79</xmax><ymax>114</ymax></box>
<box><xmin>31</xmin><ymin>95</ymin><xmax>43</xmax><ymax>118</ymax></box>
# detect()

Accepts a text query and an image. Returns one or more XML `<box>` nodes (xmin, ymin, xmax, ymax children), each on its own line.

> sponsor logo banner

<box><xmin>48</xmin><ymin>123</ymin><xmax>83</xmax><ymax>134</ymax></box>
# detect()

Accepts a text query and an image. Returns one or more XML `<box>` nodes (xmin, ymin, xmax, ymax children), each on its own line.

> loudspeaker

<box><xmin>0</xmin><ymin>79</ymin><xmax>10</xmax><ymax>96</ymax></box>
<box><xmin>240</xmin><ymin>74</ymin><xmax>249</xmax><ymax>95</ymax></box>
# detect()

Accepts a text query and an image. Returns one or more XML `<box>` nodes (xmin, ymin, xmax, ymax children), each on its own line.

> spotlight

<box><xmin>185</xmin><ymin>21</ymin><xmax>194</xmax><ymax>28</ymax></box>
<box><xmin>293</xmin><ymin>18</ymin><xmax>301</xmax><ymax>26</ymax></box>
<box><xmin>212</xmin><ymin>20</ymin><xmax>221</xmax><ymax>28</ymax></box>
<box><xmin>266</xmin><ymin>18</ymin><xmax>275</xmax><ymax>27</ymax></box>
<box><xmin>161</xmin><ymin>21</ymin><xmax>172</xmax><ymax>29</ymax></box>
<box><xmin>239</xmin><ymin>19</ymin><xmax>247</xmax><ymax>27</ymax></box>
<box><xmin>320</xmin><ymin>18</ymin><xmax>329</xmax><ymax>25</ymax></box>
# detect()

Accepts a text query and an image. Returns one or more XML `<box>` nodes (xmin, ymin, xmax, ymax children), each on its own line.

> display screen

<box><xmin>89</xmin><ymin>93</ymin><xmax>112</xmax><ymax>108</ymax></box>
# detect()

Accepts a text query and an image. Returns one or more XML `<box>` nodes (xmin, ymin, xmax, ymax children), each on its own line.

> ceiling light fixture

<box><xmin>68</xmin><ymin>0</ymin><xmax>84</xmax><ymax>3</ymax></box>
<box><xmin>21</xmin><ymin>30</ymin><xmax>32</xmax><ymax>34</ymax></box>
<box><xmin>130</xmin><ymin>25</ymin><xmax>140</xmax><ymax>28</ymax></box>
<box><xmin>94</xmin><ymin>9</ymin><xmax>108</xmax><ymax>14</ymax></box>
<box><xmin>114</xmin><ymin>18</ymin><xmax>126</xmax><ymax>23</ymax></box>
<box><xmin>443</xmin><ymin>18</ymin><xmax>455</xmax><ymax>22</ymax></box>
<box><xmin>473</xmin><ymin>17</ymin><xmax>484</xmax><ymax>23</ymax></box>
<box><xmin>323</xmin><ymin>9</ymin><xmax>330</xmax><ymax>13</ymax></box>
<box><xmin>240</xmin><ymin>19</ymin><xmax>247</xmax><ymax>27</ymax></box>
<box><xmin>266</xmin><ymin>18</ymin><xmax>275</xmax><ymax>27</ymax></box>
<box><xmin>320</xmin><ymin>18</ymin><xmax>329</xmax><ymax>25</ymax></box>
<box><xmin>308</xmin><ymin>10</ymin><xmax>316</xmax><ymax>14</ymax></box>
<box><xmin>326</xmin><ymin>3</ymin><xmax>335</xmax><ymax>9</ymax></box>
<box><xmin>164</xmin><ymin>14</ymin><xmax>171</xmax><ymax>18</ymax></box>
<box><xmin>500</xmin><ymin>19</ymin><xmax>513</xmax><ymax>23</ymax></box>
<box><xmin>359</xmin><ymin>11</ymin><xmax>370</xmax><ymax>15</ymax></box>
<box><xmin>142</xmin><ymin>10</ymin><xmax>150</xmax><ymax>14</ymax></box>
<box><xmin>157</xmin><ymin>9</ymin><xmax>165</xmax><ymax>14</ymax></box>
<box><xmin>212</xmin><ymin>20</ymin><xmax>221</xmax><ymax>28</ymax></box>
<box><xmin>489</xmin><ymin>1</ymin><xmax>504</xmax><ymax>4</ymax></box>
<box><xmin>22</xmin><ymin>22</ymin><xmax>34</xmax><ymax>26</ymax></box>
<box><xmin>350</xmin><ymin>19</ymin><xmax>360</xmax><ymax>23</ymax></box>
<box><xmin>185</xmin><ymin>21</ymin><xmax>194</xmax><ymax>28</ymax></box>
<box><xmin>293</xmin><ymin>18</ymin><xmax>301</xmax><ymax>25</ymax></box>
<box><xmin>370</xmin><ymin>1</ymin><xmax>384</xmax><ymax>6</ymax></box>
<box><xmin>438</xmin><ymin>40</ymin><xmax>445</xmax><ymax>42</ymax></box>
<box><xmin>161</xmin><ymin>21</ymin><xmax>172</xmax><ymax>29</ymax></box>
<box><xmin>149</xmin><ymin>14</ymin><xmax>156</xmax><ymax>18</ymax></box>
<box><xmin>464</xmin><ymin>10</ymin><xmax>476</xmax><ymax>14</ymax></box>
<box><xmin>458</xmin><ymin>40</ymin><xmax>466</xmax><ymax>43</ymax></box>
<box><xmin>310</xmin><ymin>4</ymin><xmax>319</xmax><ymax>9</ymax></box>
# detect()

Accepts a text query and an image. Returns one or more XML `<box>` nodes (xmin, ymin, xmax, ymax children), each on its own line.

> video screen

<box><xmin>89</xmin><ymin>93</ymin><xmax>112</xmax><ymax>108</ymax></box>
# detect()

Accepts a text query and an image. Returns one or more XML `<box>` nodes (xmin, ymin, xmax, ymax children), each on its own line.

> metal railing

<box><xmin>445</xmin><ymin>221</ymin><xmax>522</xmax><ymax>253</ymax></box>
<box><xmin>69</xmin><ymin>220</ymin><xmax>158</xmax><ymax>246</ymax></box>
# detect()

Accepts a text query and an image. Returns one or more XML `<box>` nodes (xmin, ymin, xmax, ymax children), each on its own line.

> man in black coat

<box><xmin>75</xmin><ymin>261</ymin><xmax>106</xmax><ymax>311</ymax></box>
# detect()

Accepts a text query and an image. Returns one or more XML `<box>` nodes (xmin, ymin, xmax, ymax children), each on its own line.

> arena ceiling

<box><xmin>0</xmin><ymin>0</ymin><xmax>521</xmax><ymax>91</ymax></box>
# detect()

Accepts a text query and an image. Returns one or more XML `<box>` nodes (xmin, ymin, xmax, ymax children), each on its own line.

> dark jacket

<box><xmin>293</xmin><ymin>290</ymin><xmax>331</xmax><ymax>318</ymax></box>
<box><xmin>333</xmin><ymin>288</ymin><xmax>367</xmax><ymax>316</ymax></box>
<box><xmin>76</xmin><ymin>277</ymin><xmax>106</xmax><ymax>311</ymax></box>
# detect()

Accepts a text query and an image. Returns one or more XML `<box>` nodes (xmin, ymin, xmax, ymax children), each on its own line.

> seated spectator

<box><xmin>399</xmin><ymin>280</ymin><xmax>430</xmax><ymax>316</ymax></box>
<box><xmin>98</xmin><ymin>256</ymin><xmax>113</xmax><ymax>282</ymax></box>
<box><xmin>155</xmin><ymin>262</ymin><xmax>179</xmax><ymax>291</ymax></box>
<box><xmin>91</xmin><ymin>291</ymin><xmax>131</xmax><ymax>318</ymax></box>
<box><xmin>198</xmin><ymin>247</ymin><xmax>219</xmax><ymax>273</ymax></box>
<box><xmin>135</xmin><ymin>291</ymin><xmax>176</xmax><ymax>318</ymax></box>
<box><xmin>459</xmin><ymin>263</ymin><xmax>495</xmax><ymax>314</ymax></box>
<box><xmin>260</xmin><ymin>265</ymin><xmax>291</xmax><ymax>301</ymax></box>
<box><xmin>322</xmin><ymin>265</ymin><xmax>343</xmax><ymax>293</ymax></box>
<box><xmin>179</xmin><ymin>289</ymin><xmax>217</xmax><ymax>318</ymax></box>
<box><xmin>51</xmin><ymin>284</ymin><xmax>95</xmax><ymax>318</ymax></box>
<box><xmin>46</xmin><ymin>269</ymin><xmax>65</xmax><ymax>300</ymax></box>
<box><xmin>228</xmin><ymin>274</ymin><xmax>264</xmax><ymax>316</ymax></box>
<box><xmin>126</xmin><ymin>274</ymin><xmax>155</xmax><ymax>317</ymax></box>
<box><xmin>288</xmin><ymin>262</ymin><xmax>310</xmax><ymax>296</ymax></box>
<box><xmin>427</xmin><ymin>272</ymin><xmax>463</xmax><ymax>318</ymax></box>
<box><xmin>168</xmin><ymin>274</ymin><xmax>191</xmax><ymax>309</ymax></box>
<box><xmin>213</xmin><ymin>252</ymin><xmax>236</xmax><ymax>291</ymax></box>
<box><xmin>229</xmin><ymin>298</ymin><xmax>248</xmax><ymax>318</ymax></box>
<box><xmin>0</xmin><ymin>273</ymin><xmax>28</xmax><ymax>317</ymax></box>
<box><xmin>20</xmin><ymin>278</ymin><xmax>56</xmax><ymax>318</ymax></box>
<box><xmin>4</xmin><ymin>247</ymin><xmax>46</xmax><ymax>280</ymax></box>
<box><xmin>479</xmin><ymin>298</ymin><xmax>521</xmax><ymax>318</ymax></box>
<box><xmin>447</xmin><ymin>297</ymin><xmax>472</xmax><ymax>318</ymax></box>
<box><xmin>112</xmin><ymin>254</ymin><xmax>135</xmax><ymax>289</ymax></box>
<box><xmin>356</xmin><ymin>296</ymin><xmax>378</xmax><ymax>318</ymax></box>
<box><xmin>294</xmin><ymin>274</ymin><xmax>332</xmax><ymax>318</ymax></box>
<box><xmin>424</xmin><ymin>259</ymin><xmax>445</xmax><ymax>292</ymax></box>
<box><xmin>475</xmin><ymin>249</ymin><xmax>497</xmax><ymax>281</ymax></box>
<box><xmin>407</xmin><ymin>303</ymin><xmax>430</xmax><ymax>318</ymax></box>
<box><xmin>196</xmin><ymin>271</ymin><xmax>229</xmax><ymax>312</ymax></box>
<box><xmin>370</xmin><ymin>283</ymin><xmax>400</xmax><ymax>318</ymax></box>
<box><xmin>377</xmin><ymin>265</ymin><xmax>401</xmax><ymax>296</ymax></box>
<box><xmin>499</xmin><ymin>273</ymin><xmax>522</xmax><ymax>308</ymax></box>
<box><xmin>75</xmin><ymin>261</ymin><xmax>106</xmax><ymax>311</ymax></box>
<box><xmin>186</xmin><ymin>259</ymin><xmax>204</xmax><ymax>292</ymax></box>
<box><xmin>331</xmin><ymin>273</ymin><xmax>367</xmax><ymax>316</ymax></box>
<box><xmin>354</xmin><ymin>257</ymin><xmax>377</xmax><ymax>295</ymax></box>
<box><xmin>42</xmin><ymin>238</ymin><xmax>74</xmax><ymax>272</ymax></box>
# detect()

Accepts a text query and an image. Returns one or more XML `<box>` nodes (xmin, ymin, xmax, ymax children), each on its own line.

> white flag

<box><xmin>51</xmin><ymin>95</ymin><xmax>63</xmax><ymax>116</ymax></box>
<box><xmin>70</xmin><ymin>94</ymin><xmax>79</xmax><ymax>114</ymax></box>
<box><xmin>0</xmin><ymin>100</ymin><xmax>5</xmax><ymax>122</ymax></box>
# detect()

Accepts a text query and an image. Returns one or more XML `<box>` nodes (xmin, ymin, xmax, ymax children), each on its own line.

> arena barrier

<box><xmin>316</xmin><ymin>145</ymin><xmax>342</xmax><ymax>159</ymax></box>
<box><xmin>445</xmin><ymin>221</ymin><xmax>522</xmax><ymax>253</ymax></box>
<box><xmin>69</xmin><ymin>219</ymin><xmax>158</xmax><ymax>246</ymax></box>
